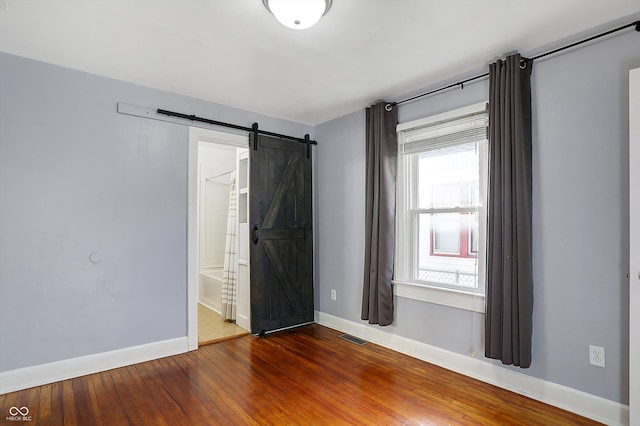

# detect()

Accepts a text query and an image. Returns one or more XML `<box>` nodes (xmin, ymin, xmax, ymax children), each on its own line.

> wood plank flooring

<box><xmin>1</xmin><ymin>324</ymin><xmax>600</xmax><ymax>425</ymax></box>
<box><xmin>198</xmin><ymin>303</ymin><xmax>248</xmax><ymax>345</ymax></box>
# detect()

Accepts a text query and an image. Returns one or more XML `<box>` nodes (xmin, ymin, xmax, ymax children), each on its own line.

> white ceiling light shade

<box><xmin>262</xmin><ymin>0</ymin><xmax>332</xmax><ymax>30</ymax></box>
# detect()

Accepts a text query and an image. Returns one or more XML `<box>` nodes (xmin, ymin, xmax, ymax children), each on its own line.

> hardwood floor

<box><xmin>1</xmin><ymin>324</ymin><xmax>600</xmax><ymax>425</ymax></box>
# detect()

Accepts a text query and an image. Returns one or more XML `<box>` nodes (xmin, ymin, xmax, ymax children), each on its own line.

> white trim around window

<box><xmin>393</xmin><ymin>280</ymin><xmax>485</xmax><ymax>313</ymax></box>
<box><xmin>395</xmin><ymin>102</ymin><xmax>487</xmax><ymax>313</ymax></box>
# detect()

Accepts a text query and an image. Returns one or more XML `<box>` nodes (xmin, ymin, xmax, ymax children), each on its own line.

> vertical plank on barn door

<box><xmin>249</xmin><ymin>133</ymin><xmax>313</xmax><ymax>335</ymax></box>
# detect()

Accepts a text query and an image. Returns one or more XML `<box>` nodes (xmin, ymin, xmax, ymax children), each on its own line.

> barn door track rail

<box><xmin>156</xmin><ymin>108</ymin><xmax>317</xmax><ymax>148</ymax></box>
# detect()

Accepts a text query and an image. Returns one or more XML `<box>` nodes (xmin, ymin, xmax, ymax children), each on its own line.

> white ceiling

<box><xmin>0</xmin><ymin>1</ymin><xmax>638</xmax><ymax>125</ymax></box>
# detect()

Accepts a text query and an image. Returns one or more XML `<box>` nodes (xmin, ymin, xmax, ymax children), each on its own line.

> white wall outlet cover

<box><xmin>589</xmin><ymin>345</ymin><xmax>605</xmax><ymax>368</ymax></box>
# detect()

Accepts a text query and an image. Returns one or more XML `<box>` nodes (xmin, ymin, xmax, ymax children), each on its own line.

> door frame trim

<box><xmin>187</xmin><ymin>127</ymin><xmax>248</xmax><ymax>350</ymax></box>
<box><xmin>629</xmin><ymin>67</ymin><xmax>640</xmax><ymax>426</ymax></box>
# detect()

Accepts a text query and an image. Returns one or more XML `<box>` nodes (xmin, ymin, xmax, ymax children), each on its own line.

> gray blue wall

<box><xmin>0</xmin><ymin>52</ymin><xmax>311</xmax><ymax>372</ymax></box>
<box><xmin>315</xmin><ymin>26</ymin><xmax>640</xmax><ymax>404</ymax></box>
<box><xmin>1</xmin><ymin>15</ymin><xmax>639</xmax><ymax>407</ymax></box>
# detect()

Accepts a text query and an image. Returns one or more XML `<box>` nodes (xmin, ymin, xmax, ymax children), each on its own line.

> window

<box><xmin>394</xmin><ymin>103</ymin><xmax>488</xmax><ymax>309</ymax></box>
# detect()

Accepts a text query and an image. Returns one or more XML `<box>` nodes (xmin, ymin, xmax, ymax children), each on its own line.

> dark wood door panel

<box><xmin>250</xmin><ymin>134</ymin><xmax>313</xmax><ymax>334</ymax></box>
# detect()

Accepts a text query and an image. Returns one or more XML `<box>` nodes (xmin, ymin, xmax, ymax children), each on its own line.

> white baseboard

<box><xmin>0</xmin><ymin>337</ymin><xmax>189</xmax><ymax>395</ymax></box>
<box><xmin>315</xmin><ymin>311</ymin><xmax>629</xmax><ymax>426</ymax></box>
<box><xmin>198</xmin><ymin>299</ymin><xmax>221</xmax><ymax>315</ymax></box>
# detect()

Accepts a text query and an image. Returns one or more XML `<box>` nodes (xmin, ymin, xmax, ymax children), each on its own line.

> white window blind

<box><xmin>399</xmin><ymin>109</ymin><xmax>488</xmax><ymax>155</ymax></box>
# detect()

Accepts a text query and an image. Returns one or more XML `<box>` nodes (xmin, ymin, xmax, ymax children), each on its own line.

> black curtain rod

<box><xmin>156</xmin><ymin>109</ymin><xmax>317</xmax><ymax>145</ymax></box>
<box><xmin>387</xmin><ymin>20</ymin><xmax>640</xmax><ymax>110</ymax></box>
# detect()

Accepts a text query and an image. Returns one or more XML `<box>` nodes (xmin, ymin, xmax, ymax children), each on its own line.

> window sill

<box><xmin>392</xmin><ymin>280</ymin><xmax>485</xmax><ymax>313</ymax></box>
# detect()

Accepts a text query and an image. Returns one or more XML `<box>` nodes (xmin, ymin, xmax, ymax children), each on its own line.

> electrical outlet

<box><xmin>330</xmin><ymin>289</ymin><xmax>336</xmax><ymax>301</ymax></box>
<box><xmin>589</xmin><ymin>345</ymin><xmax>605</xmax><ymax>368</ymax></box>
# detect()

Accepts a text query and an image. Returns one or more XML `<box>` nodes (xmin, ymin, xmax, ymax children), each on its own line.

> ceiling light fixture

<box><xmin>262</xmin><ymin>0</ymin><xmax>332</xmax><ymax>30</ymax></box>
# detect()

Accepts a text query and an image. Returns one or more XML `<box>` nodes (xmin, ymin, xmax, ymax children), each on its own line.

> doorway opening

<box><xmin>187</xmin><ymin>127</ymin><xmax>250</xmax><ymax>349</ymax></box>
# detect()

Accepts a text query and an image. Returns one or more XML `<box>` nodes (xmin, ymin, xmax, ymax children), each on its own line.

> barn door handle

<box><xmin>253</xmin><ymin>226</ymin><xmax>260</xmax><ymax>244</ymax></box>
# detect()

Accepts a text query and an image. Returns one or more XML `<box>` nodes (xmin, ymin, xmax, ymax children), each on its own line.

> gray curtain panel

<box><xmin>485</xmin><ymin>54</ymin><xmax>534</xmax><ymax>368</ymax></box>
<box><xmin>361</xmin><ymin>101</ymin><xmax>398</xmax><ymax>326</ymax></box>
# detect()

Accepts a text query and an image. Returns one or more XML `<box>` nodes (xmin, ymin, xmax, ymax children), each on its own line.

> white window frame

<box><xmin>393</xmin><ymin>102</ymin><xmax>488</xmax><ymax>313</ymax></box>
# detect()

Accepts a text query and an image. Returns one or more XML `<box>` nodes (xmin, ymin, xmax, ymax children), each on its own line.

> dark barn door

<box><xmin>249</xmin><ymin>134</ymin><xmax>313</xmax><ymax>335</ymax></box>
